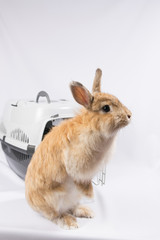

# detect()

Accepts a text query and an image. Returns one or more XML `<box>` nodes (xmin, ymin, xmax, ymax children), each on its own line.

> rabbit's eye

<box><xmin>102</xmin><ymin>105</ymin><xmax>110</xmax><ymax>113</ymax></box>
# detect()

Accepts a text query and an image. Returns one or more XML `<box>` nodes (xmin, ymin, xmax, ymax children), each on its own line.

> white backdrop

<box><xmin>0</xmin><ymin>0</ymin><xmax>160</xmax><ymax>169</ymax></box>
<box><xmin>0</xmin><ymin>1</ymin><xmax>160</xmax><ymax>239</ymax></box>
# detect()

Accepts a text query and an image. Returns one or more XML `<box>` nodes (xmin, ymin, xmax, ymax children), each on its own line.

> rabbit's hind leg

<box><xmin>26</xmin><ymin>187</ymin><xmax>79</xmax><ymax>229</ymax></box>
<box><xmin>26</xmin><ymin>188</ymin><xmax>60</xmax><ymax>221</ymax></box>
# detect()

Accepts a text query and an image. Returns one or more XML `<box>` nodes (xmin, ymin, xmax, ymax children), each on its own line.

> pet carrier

<box><xmin>0</xmin><ymin>91</ymin><xmax>106</xmax><ymax>185</ymax></box>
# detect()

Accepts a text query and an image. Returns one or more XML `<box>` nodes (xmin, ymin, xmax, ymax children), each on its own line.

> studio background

<box><xmin>0</xmin><ymin>1</ymin><xmax>160</xmax><ymax>240</ymax></box>
<box><xmin>1</xmin><ymin>0</ymin><xmax>160</xmax><ymax>168</ymax></box>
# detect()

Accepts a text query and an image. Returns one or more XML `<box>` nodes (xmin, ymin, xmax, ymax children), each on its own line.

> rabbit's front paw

<box><xmin>73</xmin><ymin>205</ymin><xmax>94</xmax><ymax>218</ymax></box>
<box><xmin>57</xmin><ymin>214</ymin><xmax>78</xmax><ymax>230</ymax></box>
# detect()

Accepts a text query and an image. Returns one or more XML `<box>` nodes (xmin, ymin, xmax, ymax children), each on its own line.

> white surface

<box><xmin>0</xmin><ymin>149</ymin><xmax>160</xmax><ymax>240</ymax></box>
<box><xmin>0</xmin><ymin>0</ymin><xmax>160</xmax><ymax>239</ymax></box>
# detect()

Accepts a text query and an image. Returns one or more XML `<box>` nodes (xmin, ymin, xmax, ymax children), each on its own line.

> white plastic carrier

<box><xmin>0</xmin><ymin>91</ymin><xmax>106</xmax><ymax>185</ymax></box>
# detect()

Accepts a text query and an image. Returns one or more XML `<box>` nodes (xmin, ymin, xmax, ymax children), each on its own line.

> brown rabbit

<box><xmin>25</xmin><ymin>69</ymin><xmax>131</xmax><ymax>229</ymax></box>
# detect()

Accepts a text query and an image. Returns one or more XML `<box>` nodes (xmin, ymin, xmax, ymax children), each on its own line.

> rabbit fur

<box><xmin>25</xmin><ymin>68</ymin><xmax>131</xmax><ymax>229</ymax></box>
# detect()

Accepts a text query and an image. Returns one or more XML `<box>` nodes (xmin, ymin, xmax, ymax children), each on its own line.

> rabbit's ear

<box><xmin>92</xmin><ymin>68</ymin><xmax>102</xmax><ymax>93</ymax></box>
<box><xmin>70</xmin><ymin>81</ymin><xmax>93</xmax><ymax>109</ymax></box>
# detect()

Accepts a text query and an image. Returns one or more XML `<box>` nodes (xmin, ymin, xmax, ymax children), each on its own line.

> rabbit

<box><xmin>25</xmin><ymin>68</ymin><xmax>131</xmax><ymax>229</ymax></box>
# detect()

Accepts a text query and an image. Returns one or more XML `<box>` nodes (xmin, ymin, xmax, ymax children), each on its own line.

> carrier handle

<box><xmin>36</xmin><ymin>91</ymin><xmax>51</xmax><ymax>103</ymax></box>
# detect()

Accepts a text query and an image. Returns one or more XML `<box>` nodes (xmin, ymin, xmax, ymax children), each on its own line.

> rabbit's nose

<box><xmin>125</xmin><ymin>108</ymin><xmax>132</xmax><ymax>120</ymax></box>
<box><xmin>126</xmin><ymin>111</ymin><xmax>132</xmax><ymax>122</ymax></box>
<box><xmin>122</xmin><ymin>104</ymin><xmax>132</xmax><ymax>122</ymax></box>
<box><xmin>125</xmin><ymin>109</ymin><xmax>132</xmax><ymax>122</ymax></box>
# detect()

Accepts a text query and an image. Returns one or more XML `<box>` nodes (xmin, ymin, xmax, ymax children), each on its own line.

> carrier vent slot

<box><xmin>10</xmin><ymin>129</ymin><xmax>29</xmax><ymax>143</ymax></box>
<box><xmin>11</xmin><ymin>149</ymin><xmax>30</xmax><ymax>161</ymax></box>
